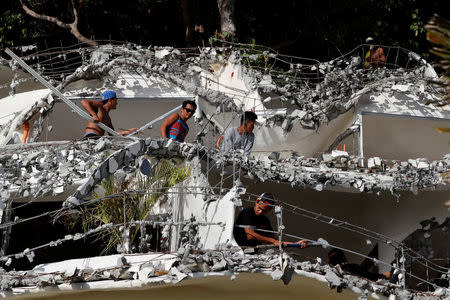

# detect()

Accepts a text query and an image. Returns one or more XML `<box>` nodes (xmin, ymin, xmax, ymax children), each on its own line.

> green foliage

<box><xmin>208</xmin><ymin>30</ymin><xmax>236</xmax><ymax>47</ymax></box>
<box><xmin>76</xmin><ymin>159</ymin><xmax>191</xmax><ymax>254</ymax></box>
<box><xmin>222</xmin><ymin>31</ymin><xmax>233</xmax><ymax>40</ymax></box>
<box><xmin>0</xmin><ymin>10</ymin><xmax>37</xmax><ymax>48</ymax></box>
<box><xmin>425</xmin><ymin>15</ymin><xmax>449</xmax><ymax>105</ymax></box>
<box><xmin>409</xmin><ymin>7</ymin><xmax>428</xmax><ymax>56</ymax></box>
<box><xmin>2</xmin><ymin>0</ymin><xmax>446</xmax><ymax>64</ymax></box>
<box><xmin>208</xmin><ymin>32</ymin><xmax>220</xmax><ymax>47</ymax></box>
<box><xmin>410</xmin><ymin>9</ymin><xmax>426</xmax><ymax>37</ymax></box>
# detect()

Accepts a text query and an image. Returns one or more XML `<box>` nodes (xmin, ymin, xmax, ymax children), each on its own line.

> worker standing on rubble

<box><xmin>233</xmin><ymin>192</ymin><xmax>308</xmax><ymax>248</ymax></box>
<box><xmin>81</xmin><ymin>90</ymin><xmax>138</xmax><ymax>138</ymax></box>
<box><xmin>160</xmin><ymin>100</ymin><xmax>197</xmax><ymax>142</ymax></box>
<box><xmin>364</xmin><ymin>37</ymin><xmax>386</xmax><ymax>69</ymax></box>
<box><xmin>221</xmin><ymin>111</ymin><xmax>257</xmax><ymax>156</ymax></box>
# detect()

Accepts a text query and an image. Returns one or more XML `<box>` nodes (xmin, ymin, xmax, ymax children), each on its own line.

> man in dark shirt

<box><xmin>328</xmin><ymin>248</ymin><xmax>391</xmax><ymax>281</ymax></box>
<box><xmin>233</xmin><ymin>192</ymin><xmax>307</xmax><ymax>248</ymax></box>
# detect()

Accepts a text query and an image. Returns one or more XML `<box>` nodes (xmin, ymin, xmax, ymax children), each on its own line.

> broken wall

<box><xmin>363</xmin><ymin>114</ymin><xmax>450</xmax><ymax>160</ymax></box>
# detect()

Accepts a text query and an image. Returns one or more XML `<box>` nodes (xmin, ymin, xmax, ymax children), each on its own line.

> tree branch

<box><xmin>69</xmin><ymin>24</ymin><xmax>97</xmax><ymax>46</ymax></box>
<box><xmin>217</xmin><ymin>0</ymin><xmax>236</xmax><ymax>38</ymax></box>
<box><xmin>180</xmin><ymin>0</ymin><xmax>193</xmax><ymax>46</ymax></box>
<box><xmin>71</xmin><ymin>0</ymin><xmax>80</xmax><ymax>24</ymax></box>
<box><xmin>19</xmin><ymin>0</ymin><xmax>70</xmax><ymax>29</ymax></box>
<box><xmin>19</xmin><ymin>0</ymin><xmax>97</xmax><ymax>46</ymax></box>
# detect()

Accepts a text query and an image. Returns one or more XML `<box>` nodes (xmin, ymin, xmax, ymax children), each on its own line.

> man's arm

<box><xmin>160</xmin><ymin>113</ymin><xmax>179</xmax><ymax>138</ymax></box>
<box><xmin>244</xmin><ymin>228</ymin><xmax>308</xmax><ymax>247</ymax></box>
<box><xmin>243</xmin><ymin>133</ymin><xmax>254</xmax><ymax>156</ymax></box>
<box><xmin>221</xmin><ymin>128</ymin><xmax>234</xmax><ymax>152</ymax></box>
<box><xmin>364</xmin><ymin>51</ymin><xmax>371</xmax><ymax>69</ymax></box>
<box><xmin>117</xmin><ymin>128</ymin><xmax>139</xmax><ymax>136</ymax></box>
<box><xmin>245</xmin><ymin>228</ymin><xmax>278</xmax><ymax>245</ymax></box>
<box><xmin>80</xmin><ymin>99</ymin><xmax>101</xmax><ymax>123</ymax></box>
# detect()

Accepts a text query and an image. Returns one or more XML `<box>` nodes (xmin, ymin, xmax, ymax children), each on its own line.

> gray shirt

<box><xmin>221</xmin><ymin>127</ymin><xmax>255</xmax><ymax>156</ymax></box>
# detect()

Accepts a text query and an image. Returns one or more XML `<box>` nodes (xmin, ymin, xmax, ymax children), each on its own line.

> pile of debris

<box><xmin>0</xmin><ymin>246</ymin><xmax>447</xmax><ymax>299</ymax></box>
<box><xmin>1</xmin><ymin>43</ymin><xmax>442</xmax><ymax>144</ymax></box>
<box><xmin>1</xmin><ymin>137</ymin><xmax>448</xmax><ymax>204</ymax></box>
<box><xmin>0</xmin><ymin>138</ymin><xmax>130</xmax><ymax>200</ymax></box>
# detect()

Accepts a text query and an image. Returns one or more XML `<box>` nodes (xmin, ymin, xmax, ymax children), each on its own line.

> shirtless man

<box><xmin>81</xmin><ymin>90</ymin><xmax>138</xmax><ymax>138</ymax></box>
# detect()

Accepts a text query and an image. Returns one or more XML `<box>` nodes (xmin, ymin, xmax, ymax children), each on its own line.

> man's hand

<box><xmin>271</xmin><ymin>239</ymin><xmax>280</xmax><ymax>246</ymax></box>
<box><xmin>294</xmin><ymin>240</ymin><xmax>308</xmax><ymax>248</ymax></box>
<box><xmin>272</xmin><ymin>239</ymin><xmax>308</xmax><ymax>248</ymax></box>
<box><xmin>118</xmin><ymin>128</ymin><xmax>139</xmax><ymax>136</ymax></box>
<box><xmin>92</xmin><ymin>114</ymin><xmax>100</xmax><ymax>123</ymax></box>
<box><xmin>282</xmin><ymin>240</ymin><xmax>308</xmax><ymax>248</ymax></box>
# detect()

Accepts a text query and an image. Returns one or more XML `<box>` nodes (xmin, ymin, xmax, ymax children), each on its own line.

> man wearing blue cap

<box><xmin>81</xmin><ymin>90</ymin><xmax>138</xmax><ymax>138</ymax></box>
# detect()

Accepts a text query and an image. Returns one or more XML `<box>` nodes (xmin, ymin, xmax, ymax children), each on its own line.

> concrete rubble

<box><xmin>1</xmin><ymin>43</ymin><xmax>445</xmax><ymax>144</ymax></box>
<box><xmin>0</xmin><ymin>137</ymin><xmax>448</xmax><ymax>298</ymax></box>
<box><xmin>66</xmin><ymin>138</ymin><xmax>448</xmax><ymax>205</ymax></box>
<box><xmin>0</xmin><ymin>245</ymin><xmax>447</xmax><ymax>299</ymax></box>
<box><xmin>0</xmin><ymin>44</ymin><xmax>449</xmax><ymax>298</ymax></box>
<box><xmin>0</xmin><ymin>138</ymin><xmax>131</xmax><ymax>201</ymax></box>
<box><xmin>0</xmin><ymin>138</ymin><xmax>448</xmax><ymax>204</ymax></box>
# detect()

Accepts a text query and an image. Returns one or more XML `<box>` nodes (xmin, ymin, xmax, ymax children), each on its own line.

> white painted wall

<box><xmin>170</xmin><ymin>166</ymin><xmax>238</xmax><ymax>251</ymax></box>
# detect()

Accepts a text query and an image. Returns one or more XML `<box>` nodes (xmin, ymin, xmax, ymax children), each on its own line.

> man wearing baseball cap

<box><xmin>233</xmin><ymin>192</ymin><xmax>308</xmax><ymax>248</ymax></box>
<box><xmin>81</xmin><ymin>90</ymin><xmax>138</xmax><ymax>138</ymax></box>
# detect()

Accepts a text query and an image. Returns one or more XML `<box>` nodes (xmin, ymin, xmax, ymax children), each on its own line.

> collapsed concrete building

<box><xmin>0</xmin><ymin>43</ymin><xmax>449</xmax><ymax>298</ymax></box>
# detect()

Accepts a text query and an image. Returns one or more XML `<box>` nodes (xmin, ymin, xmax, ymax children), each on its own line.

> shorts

<box><xmin>83</xmin><ymin>132</ymin><xmax>101</xmax><ymax>139</ymax></box>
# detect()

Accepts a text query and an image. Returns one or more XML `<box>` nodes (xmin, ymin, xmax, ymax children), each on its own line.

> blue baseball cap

<box><xmin>101</xmin><ymin>90</ymin><xmax>117</xmax><ymax>101</ymax></box>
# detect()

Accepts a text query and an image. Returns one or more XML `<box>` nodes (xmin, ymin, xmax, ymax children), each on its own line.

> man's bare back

<box><xmin>83</xmin><ymin>102</ymin><xmax>113</xmax><ymax>136</ymax></box>
<box><xmin>81</xmin><ymin>91</ymin><xmax>137</xmax><ymax>137</ymax></box>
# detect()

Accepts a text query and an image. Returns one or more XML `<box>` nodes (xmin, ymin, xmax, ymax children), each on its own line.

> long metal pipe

<box><xmin>127</xmin><ymin>104</ymin><xmax>182</xmax><ymax>137</ymax></box>
<box><xmin>358</xmin><ymin>113</ymin><xmax>364</xmax><ymax>167</ymax></box>
<box><xmin>4</xmin><ymin>48</ymin><xmax>120</xmax><ymax>136</ymax></box>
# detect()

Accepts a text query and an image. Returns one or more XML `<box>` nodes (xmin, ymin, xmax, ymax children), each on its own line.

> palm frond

<box><xmin>76</xmin><ymin>159</ymin><xmax>191</xmax><ymax>254</ymax></box>
<box><xmin>426</xmin><ymin>14</ymin><xmax>450</xmax><ymax>108</ymax></box>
